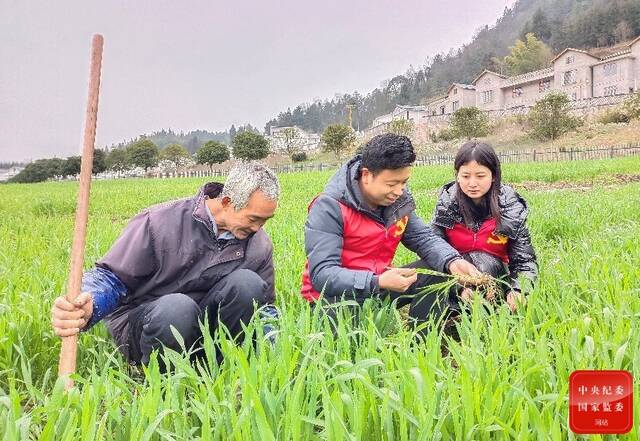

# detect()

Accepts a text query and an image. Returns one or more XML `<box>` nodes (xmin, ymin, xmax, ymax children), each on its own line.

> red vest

<box><xmin>445</xmin><ymin>218</ymin><xmax>509</xmax><ymax>263</ymax></box>
<box><xmin>301</xmin><ymin>199</ymin><xmax>408</xmax><ymax>301</ymax></box>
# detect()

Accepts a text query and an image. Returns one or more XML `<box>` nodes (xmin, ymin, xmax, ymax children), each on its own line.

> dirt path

<box><xmin>513</xmin><ymin>174</ymin><xmax>640</xmax><ymax>192</ymax></box>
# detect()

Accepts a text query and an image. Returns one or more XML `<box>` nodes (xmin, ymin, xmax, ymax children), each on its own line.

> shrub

<box><xmin>291</xmin><ymin>152</ymin><xmax>307</xmax><ymax>162</ymax></box>
<box><xmin>598</xmin><ymin>109</ymin><xmax>630</xmax><ymax>124</ymax></box>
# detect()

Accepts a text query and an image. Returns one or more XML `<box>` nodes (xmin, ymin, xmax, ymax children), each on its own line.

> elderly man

<box><xmin>51</xmin><ymin>161</ymin><xmax>279</xmax><ymax>367</ymax></box>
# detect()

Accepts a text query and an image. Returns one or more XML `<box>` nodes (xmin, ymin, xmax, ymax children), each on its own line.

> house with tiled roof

<box><xmin>470</xmin><ymin>38</ymin><xmax>640</xmax><ymax>112</ymax></box>
<box><xmin>424</xmin><ymin>95</ymin><xmax>447</xmax><ymax>115</ymax></box>
<box><xmin>365</xmin><ymin>38</ymin><xmax>640</xmax><ymax>132</ymax></box>
<box><xmin>371</xmin><ymin>104</ymin><xmax>433</xmax><ymax>128</ymax></box>
<box><xmin>423</xmin><ymin>83</ymin><xmax>476</xmax><ymax>115</ymax></box>
<box><xmin>591</xmin><ymin>36</ymin><xmax>640</xmax><ymax>98</ymax></box>
<box><xmin>471</xmin><ymin>70</ymin><xmax>508</xmax><ymax>111</ymax></box>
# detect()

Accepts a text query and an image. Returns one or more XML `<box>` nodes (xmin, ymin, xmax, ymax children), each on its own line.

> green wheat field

<box><xmin>1</xmin><ymin>156</ymin><xmax>639</xmax><ymax>440</ymax></box>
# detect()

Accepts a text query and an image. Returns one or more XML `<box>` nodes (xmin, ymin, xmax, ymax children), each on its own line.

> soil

<box><xmin>513</xmin><ymin>174</ymin><xmax>640</xmax><ymax>192</ymax></box>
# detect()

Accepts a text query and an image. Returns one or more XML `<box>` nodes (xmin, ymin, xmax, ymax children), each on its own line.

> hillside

<box><xmin>264</xmin><ymin>0</ymin><xmax>640</xmax><ymax>134</ymax></box>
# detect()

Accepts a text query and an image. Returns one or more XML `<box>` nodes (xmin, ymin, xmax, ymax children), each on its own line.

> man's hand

<box><xmin>51</xmin><ymin>292</ymin><xmax>94</xmax><ymax>337</ymax></box>
<box><xmin>448</xmin><ymin>258</ymin><xmax>482</xmax><ymax>281</ymax></box>
<box><xmin>379</xmin><ymin>267</ymin><xmax>418</xmax><ymax>293</ymax></box>
<box><xmin>506</xmin><ymin>290</ymin><xmax>525</xmax><ymax>312</ymax></box>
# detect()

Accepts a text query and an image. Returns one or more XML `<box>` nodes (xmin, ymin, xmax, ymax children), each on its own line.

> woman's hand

<box><xmin>448</xmin><ymin>258</ymin><xmax>481</xmax><ymax>279</ymax></box>
<box><xmin>459</xmin><ymin>287</ymin><xmax>474</xmax><ymax>303</ymax></box>
<box><xmin>506</xmin><ymin>290</ymin><xmax>525</xmax><ymax>312</ymax></box>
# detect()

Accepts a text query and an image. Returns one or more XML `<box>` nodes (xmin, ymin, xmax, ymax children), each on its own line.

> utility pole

<box><xmin>346</xmin><ymin>103</ymin><xmax>356</xmax><ymax>130</ymax></box>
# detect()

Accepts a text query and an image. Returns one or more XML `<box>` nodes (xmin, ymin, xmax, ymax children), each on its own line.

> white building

<box><xmin>366</xmin><ymin>37</ymin><xmax>640</xmax><ymax>132</ymax></box>
<box><xmin>0</xmin><ymin>166</ymin><xmax>24</xmax><ymax>181</ymax></box>
<box><xmin>268</xmin><ymin>126</ymin><xmax>321</xmax><ymax>153</ymax></box>
<box><xmin>425</xmin><ymin>83</ymin><xmax>477</xmax><ymax>115</ymax></box>
<box><xmin>473</xmin><ymin>36</ymin><xmax>640</xmax><ymax>112</ymax></box>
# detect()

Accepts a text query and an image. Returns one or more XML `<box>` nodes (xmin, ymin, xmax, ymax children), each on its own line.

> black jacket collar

<box><xmin>433</xmin><ymin>181</ymin><xmax>529</xmax><ymax>239</ymax></box>
<box><xmin>323</xmin><ymin>155</ymin><xmax>415</xmax><ymax>227</ymax></box>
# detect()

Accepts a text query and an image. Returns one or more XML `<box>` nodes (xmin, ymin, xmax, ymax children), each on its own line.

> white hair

<box><xmin>221</xmin><ymin>161</ymin><xmax>280</xmax><ymax>210</ymax></box>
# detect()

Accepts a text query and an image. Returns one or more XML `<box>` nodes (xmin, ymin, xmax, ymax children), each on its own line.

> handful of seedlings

<box><xmin>454</xmin><ymin>272</ymin><xmax>498</xmax><ymax>302</ymax></box>
<box><xmin>412</xmin><ymin>267</ymin><xmax>503</xmax><ymax>303</ymax></box>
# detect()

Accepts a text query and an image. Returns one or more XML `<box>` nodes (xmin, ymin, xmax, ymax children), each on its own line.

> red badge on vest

<box><xmin>392</xmin><ymin>215</ymin><xmax>409</xmax><ymax>238</ymax></box>
<box><xmin>445</xmin><ymin>218</ymin><xmax>510</xmax><ymax>263</ymax></box>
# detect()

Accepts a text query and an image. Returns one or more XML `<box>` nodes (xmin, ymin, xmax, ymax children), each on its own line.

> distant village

<box><xmin>0</xmin><ymin>166</ymin><xmax>24</xmax><ymax>182</ymax></box>
<box><xmin>4</xmin><ymin>37</ymin><xmax>640</xmax><ymax>181</ymax></box>
<box><xmin>269</xmin><ymin>36</ymin><xmax>640</xmax><ymax>151</ymax></box>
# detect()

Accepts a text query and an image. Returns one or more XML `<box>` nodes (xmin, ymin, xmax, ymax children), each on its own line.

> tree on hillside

<box><xmin>236</xmin><ymin>124</ymin><xmax>260</xmax><ymax>135</ymax></box>
<box><xmin>271</xmin><ymin>127</ymin><xmax>305</xmax><ymax>160</ymax></box>
<box><xmin>321</xmin><ymin>124</ymin><xmax>356</xmax><ymax>160</ymax></box>
<box><xmin>387</xmin><ymin>119</ymin><xmax>415</xmax><ymax>138</ymax></box>
<box><xmin>185</xmin><ymin>136</ymin><xmax>200</xmax><ymax>154</ymax></box>
<box><xmin>126</xmin><ymin>138</ymin><xmax>159</xmax><ymax>172</ymax></box>
<box><xmin>261</xmin><ymin>0</ymin><xmax>640</xmax><ymax>133</ymax></box>
<box><xmin>528</xmin><ymin>92</ymin><xmax>581</xmax><ymax>141</ymax></box>
<box><xmin>623</xmin><ymin>92</ymin><xmax>640</xmax><ymax>119</ymax></box>
<box><xmin>159</xmin><ymin>143</ymin><xmax>191</xmax><ymax>171</ymax></box>
<box><xmin>9</xmin><ymin>160</ymin><xmax>53</xmax><ymax>183</ymax></box>
<box><xmin>106</xmin><ymin>148</ymin><xmax>129</xmax><ymax>173</ymax></box>
<box><xmin>62</xmin><ymin>156</ymin><xmax>82</xmax><ymax>177</ymax></box>
<box><xmin>550</xmin><ymin>0</ymin><xmax>640</xmax><ymax>50</ymax></box>
<box><xmin>9</xmin><ymin>157</ymin><xmax>72</xmax><ymax>183</ymax></box>
<box><xmin>57</xmin><ymin>151</ymin><xmax>107</xmax><ymax>177</ymax></box>
<box><xmin>504</xmin><ymin>33</ymin><xmax>553</xmax><ymax>76</ymax></box>
<box><xmin>450</xmin><ymin>107</ymin><xmax>490</xmax><ymax>140</ymax></box>
<box><xmin>232</xmin><ymin>131</ymin><xmax>269</xmax><ymax>160</ymax></box>
<box><xmin>92</xmin><ymin>148</ymin><xmax>108</xmax><ymax>174</ymax></box>
<box><xmin>107</xmin><ymin>129</ymin><xmax>231</xmax><ymax>153</ymax></box>
<box><xmin>614</xmin><ymin>20</ymin><xmax>634</xmax><ymax>42</ymax></box>
<box><xmin>196</xmin><ymin>141</ymin><xmax>230</xmax><ymax>171</ymax></box>
<box><xmin>521</xmin><ymin>9</ymin><xmax>552</xmax><ymax>43</ymax></box>
<box><xmin>47</xmin><ymin>158</ymin><xmax>66</xmax><ymax>178</ymax></box>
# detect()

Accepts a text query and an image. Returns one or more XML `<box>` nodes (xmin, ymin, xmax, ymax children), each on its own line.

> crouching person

<box><xmin>300</xmin><ymin>133</ymin><xmax>481</xmax><ymax>331</ymax></box>
<box><xmin>51</xmin><ymin>162</ymin><xmax>280</xmax><ymax>369</ymax></box>
<box><xmin>430</xmin><ymin>141</ymin><xmax>538</xmax><ymax>312</ymax></box>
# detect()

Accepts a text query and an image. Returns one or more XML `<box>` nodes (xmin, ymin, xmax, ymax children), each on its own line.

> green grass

<box><xmin>1</xmin><ymin>156</ymin><xmax>639</xmax><ymax>439</ymax></box>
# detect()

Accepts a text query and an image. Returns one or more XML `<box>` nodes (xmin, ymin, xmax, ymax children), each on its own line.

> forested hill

<box><xmin>264</xmin><ymin>0</ymin><xmax>640</xmax><ymax>134</ymax></box>
<box><xmin>104</xmin><ymin>124</ymin><xmax>259</xmax><ymax>154</ymax></box>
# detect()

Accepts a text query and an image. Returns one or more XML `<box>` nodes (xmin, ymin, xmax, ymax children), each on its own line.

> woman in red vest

<box><xmin>431</xmin><ymin>141</ymin><xmax>538</xmax><ymax>312</ymax></box>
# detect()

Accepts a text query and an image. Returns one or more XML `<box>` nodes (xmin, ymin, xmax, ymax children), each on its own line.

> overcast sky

<box><xmin>0</xmin><ymin>0</ymin><xmax>515</xmax><ymax>162</ymax></box>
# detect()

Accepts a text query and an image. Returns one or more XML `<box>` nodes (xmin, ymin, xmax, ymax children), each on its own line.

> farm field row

<box><xmin>1</xmin><ymin>156</ymin><xmax>639</xmax><ymax>439</ymax></box>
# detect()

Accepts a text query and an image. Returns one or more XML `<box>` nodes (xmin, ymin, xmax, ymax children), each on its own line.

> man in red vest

<box><xmin>301</xmin><ymin>133</ymin><xmax>480</xmax><ymax>327</ymax></box>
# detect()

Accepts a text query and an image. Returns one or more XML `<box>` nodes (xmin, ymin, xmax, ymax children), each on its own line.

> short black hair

<box><xmin>360</xmin><ymin>133</ymin><xmax>416</xmax><ymax>175</ymax></box>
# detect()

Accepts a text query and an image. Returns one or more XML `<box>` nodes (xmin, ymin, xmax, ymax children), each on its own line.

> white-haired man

<box><xmin>51</xmin><ymin>162</ymin><xmax>280</xmax><ymax>368</ymax></box>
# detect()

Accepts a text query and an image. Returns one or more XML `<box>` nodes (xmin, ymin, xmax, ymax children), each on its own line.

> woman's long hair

<box><xmin>453</xmin><ymin>141</ymin><xmax>502</xmax><ymax>228</ymax></box>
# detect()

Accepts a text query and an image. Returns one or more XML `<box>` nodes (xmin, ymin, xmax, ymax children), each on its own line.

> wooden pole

<box><xmin>58</xmin><ymin>34</ymin><xmax>104</xmax><ymax>389</ymax></box>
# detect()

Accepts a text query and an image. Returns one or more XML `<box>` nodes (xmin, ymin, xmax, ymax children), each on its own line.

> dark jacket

<box><xmin>303</xmin><ymin>156</ymin><xmax>461</xmax><ymax>299</ymax></box>
<box><xmin>84</xmin><ymin>182</ymin><xmax>275</xmax><ymax>353</ymax></box>
<box><xmin>431</xmin><ymin>181</ymin><xmax>538</xmax><ymax>292</ymax></box>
